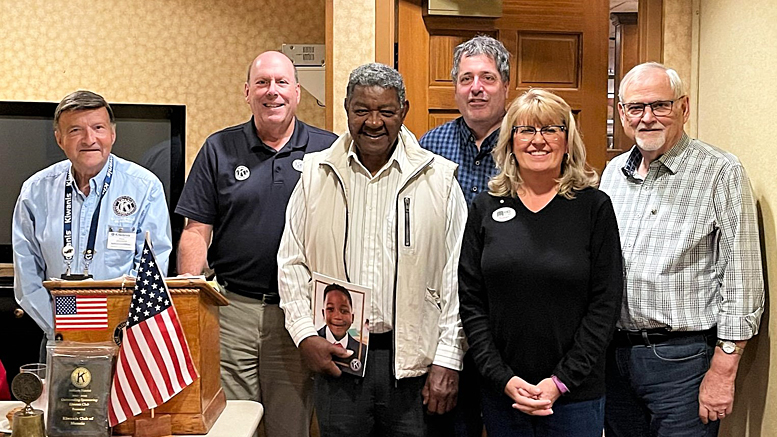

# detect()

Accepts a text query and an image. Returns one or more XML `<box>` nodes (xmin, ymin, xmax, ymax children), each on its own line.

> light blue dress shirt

<box><xmin>12</xmin><ymin>154</ymin><xmax>172</xmax><ymax>338</ymax></box>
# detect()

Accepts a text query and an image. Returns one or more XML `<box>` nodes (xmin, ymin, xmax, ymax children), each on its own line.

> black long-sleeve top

<box><xmin>458</xmin><ymin>188</ymin><xmax>623</xmax><ymax>402</ymax></box>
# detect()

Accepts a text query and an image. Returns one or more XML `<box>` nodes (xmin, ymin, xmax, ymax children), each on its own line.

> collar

<box><xmin>620</xmin><ymin>133</ymin><xmax>691</xmax><ymax>179</ymax></box>
<box><xmin>457</xmin><ymin>117</ymin><xmax>500</xmax><ymax>152</ymax></box>
<box><xmin>347</xmin><ymin>134</ymin><xmax>409</xmax><ymax>177</ymax></box>
<box><xmin>322</xmin><ymin>125</ymin><xmax>436</xmax><ymax>194</ymax></box>
<box><xmin>243</xmin><ymin>117</ymin><xmax>308</xmax><ymax>153</ymax></box>
<box><xmin>69</xmin><ymin>154</ymin><xmax>113</xmax><ymax>197</ymax></box>
<box><xmin>324</xmin><ymin>326</ymin><xmax>349</xmax><ymax>348</ymax></box>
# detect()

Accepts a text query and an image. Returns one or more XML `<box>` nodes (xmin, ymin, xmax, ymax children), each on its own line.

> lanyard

<box><xmin>62</xmin><ymin>156</ymin><xmax>114</xmax><ymax>276</ymax></box>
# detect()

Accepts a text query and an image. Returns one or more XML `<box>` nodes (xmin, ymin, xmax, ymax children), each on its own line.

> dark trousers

<box><xmin>433</xmin><ymin>352</ymin><xmax>483</xmax><ymax>437</ymax></box>
<box><xmin>605</xmin><ymin>331</ymin><xmax>720</xmax><ymax>437</ymax></box>
<box><xmin>315</xmin><ymin>341</ymin><xmax>449</xmax><ymax>437</ymax></box>
<box><xmin>480</xmin><ymin>386</ymin><xmax>604</xmax><ymax>437</ymax></box>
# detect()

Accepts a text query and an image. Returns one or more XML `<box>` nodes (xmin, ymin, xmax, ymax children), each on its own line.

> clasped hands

<box><xmin>504</xmin><ymin>376</ymin><xmax>561</xmax><ymax>416</ymax></box>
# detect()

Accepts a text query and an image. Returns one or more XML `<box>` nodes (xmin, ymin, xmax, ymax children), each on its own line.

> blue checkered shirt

<box><xmin>419</xmin><ymin>117</ymin><xmax>499</xmax><ymax>206</ymax></box>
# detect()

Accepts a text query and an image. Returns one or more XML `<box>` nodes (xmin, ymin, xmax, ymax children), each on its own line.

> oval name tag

<box><xmin>492</xmin><ymin>207</ymin><xmax>516</xmax><ymax>222</ymax></box>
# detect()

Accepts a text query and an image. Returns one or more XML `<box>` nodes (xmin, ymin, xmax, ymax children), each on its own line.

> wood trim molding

<box><xmin>326</xmin><ymin>0</ymin><xmax>334</xmax><ymax>131</ymax></box>
<box><xmin>638</xmin><ymin>0</ymin><xmax>664</xmax><ymax>63</ymax></box>
<box><xmin>375</xmin><ymin>0</ymin><xmax>396</xmax><ymax>67</ymax></box>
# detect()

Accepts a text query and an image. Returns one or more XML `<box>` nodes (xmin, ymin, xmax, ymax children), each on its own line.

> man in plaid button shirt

<box><xmin>419</xmin><ymin>35</ymin><xmax>509</xmax><ymax>206</ymax></box>
<box><xmin>600</xmin><ymin>62</ymin><xmax>764</xmax><ymax>437</ymax></box>
<box><xmin>419</xmin><ymin>35</ymin><xmax>509</xmax><ymax>437</ymax></box>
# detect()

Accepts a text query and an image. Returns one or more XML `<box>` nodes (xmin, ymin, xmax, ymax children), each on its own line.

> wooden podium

<box><xmin>43</xmin><ymin>277</ymin><xmax>229</xmax><ymax>435</ymax></box>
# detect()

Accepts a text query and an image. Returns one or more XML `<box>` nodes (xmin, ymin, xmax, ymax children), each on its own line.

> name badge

<box><xmin>107</xmin><ymin>231</ymin><xmax>135</xmax><ymax>251</ymax></box>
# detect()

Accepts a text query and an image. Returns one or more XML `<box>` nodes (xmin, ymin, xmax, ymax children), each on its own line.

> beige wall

<box><xmin>330</xmin><ymin>0</ymin><xmax>376</xmax><ymax>134</ymax></box>
<box><xmin>0</xmin><ymin>0</ymin><xmax>327</xmax><ymax>170</ymax></box>
<box><xmin>666</xmin><ymin>0</ymin><xmax>777</xmax><ymax>434</ymax></box>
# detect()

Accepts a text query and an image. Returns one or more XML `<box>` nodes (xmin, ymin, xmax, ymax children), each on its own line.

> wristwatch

<box><xmin>716</xmin><ymin>340</ymin><xmax>744</xmax><ymax>355</ymax></box>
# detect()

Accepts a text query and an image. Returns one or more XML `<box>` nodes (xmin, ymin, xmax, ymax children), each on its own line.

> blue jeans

<box><xmin>480</xmin><ymin>386</ymin><xmax>604</xmax><ymax>437</ymax></box>
<box><xmin>604</xmin><ymin>333</ymin><xmax>720</xmax><ymax>437</ymax></box>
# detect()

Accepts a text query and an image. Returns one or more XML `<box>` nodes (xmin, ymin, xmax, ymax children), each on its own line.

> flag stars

<box><xmin>144</xmin><ymin>310</ymin><xmax>150</xmax><ymax>316</ymax></box>
<box><xmin>143</xmin><ymin>279</ymin><xmax>149</xmax><ymax>286</ymax></box>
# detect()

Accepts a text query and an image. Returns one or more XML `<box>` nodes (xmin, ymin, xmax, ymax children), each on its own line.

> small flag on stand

<box><xmin>108</xmin><ymin>236</ymin><xmax>198</xmax><ymax>427</ymax></box>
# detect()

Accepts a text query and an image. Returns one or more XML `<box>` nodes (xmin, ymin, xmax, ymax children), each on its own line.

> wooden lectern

<box><xmin>43</xmin><ymin>277</ymin><xmax>229</xmax><ymax>435</ymax></box>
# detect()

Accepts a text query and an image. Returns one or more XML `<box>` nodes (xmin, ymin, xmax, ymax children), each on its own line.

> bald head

<box><xmin>246</xmin><ymin>51</ymin><xmax>298</xmax><ymax>84</ymax></box>
<box><xmin>244</xmin><ymin>51</ymin><xmax>301</xmax><ymax>139</ymax></box>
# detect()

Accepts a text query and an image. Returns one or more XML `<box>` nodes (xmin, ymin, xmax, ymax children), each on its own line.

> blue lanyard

<box><xmin>62</xmin><ymin>156</ymin><xmax>114</xmax><ymax>275</ymax></box>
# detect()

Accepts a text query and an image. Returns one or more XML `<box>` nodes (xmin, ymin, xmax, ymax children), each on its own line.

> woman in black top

<box><xmin>458</xmin><ymin>89</ymin><xmax>623</xmax><ymax>436</ymax></box>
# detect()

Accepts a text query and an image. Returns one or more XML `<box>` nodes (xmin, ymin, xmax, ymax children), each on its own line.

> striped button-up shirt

<box><xmin>419</xmin><ymin>117</ymin><xmax>499</xmax><ymax>206</ymax></box>
<box><xmin>343</xmin><ymin>142</ymin><xmax>407</xmax><ymax>333</ymax></box>
<box><xmin>600</xmin><ymin>134</ymin><xmax>764</xmax><ymax>340</ymax></box>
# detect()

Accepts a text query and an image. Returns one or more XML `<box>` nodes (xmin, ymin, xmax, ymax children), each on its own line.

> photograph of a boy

<box><xmin>317</xmin><ymin>283</ymin><xmax>365</xmax><ymax>364</ymax></box>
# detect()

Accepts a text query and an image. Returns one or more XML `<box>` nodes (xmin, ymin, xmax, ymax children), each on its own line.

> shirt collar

<box><xmin>457</xmin><ymin>117</ymin><xmax>500</xmax><ymax>152</ymax></box>
<box><xmin>70</xmin><ymin>154</ymin><xmax>113</xmax><ymax>197</ymax></box>
<box><xmin>324</xmin><ymin>326</ymin><xmax>349</xmax><ymax>348</ymax></box>
<box><xmin>244</xmin><ymin>117</ymin><xmax>307</xmax><ymax>153</ymax></box>
<box><xmin>620</xmin><ymin>133</ymin><xmax>691</xmax><ymax>179</ymax></box>
<box><xmin>347</xmin><ymin>136</ymin><xmax>407</xmax><ymax>177</ymax></box>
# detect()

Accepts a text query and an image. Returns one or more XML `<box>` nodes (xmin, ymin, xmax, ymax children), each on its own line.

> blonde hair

<box><xmin>488</xmin><ymin>89</ymin><xmax>599</xmax><ymax>199</ymax></box>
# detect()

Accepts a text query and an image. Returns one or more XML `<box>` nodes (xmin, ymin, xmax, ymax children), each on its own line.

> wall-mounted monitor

<box><xmin>0</xmin><ymin>101</ymin><xmax>185</xmax><ymax>274</ymax></box>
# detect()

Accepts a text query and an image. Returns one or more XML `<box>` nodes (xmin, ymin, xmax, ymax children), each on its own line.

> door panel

<box><xmin>398</xmin><ymin>0</ymin><xmax>609</xmax><ymax>170</ymax></box>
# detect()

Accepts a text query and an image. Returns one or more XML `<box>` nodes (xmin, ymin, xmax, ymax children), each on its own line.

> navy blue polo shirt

<box><xmin>175</xmin><ymin>118</ymin><xmax>336</xmax><ymax>298</ymax></box>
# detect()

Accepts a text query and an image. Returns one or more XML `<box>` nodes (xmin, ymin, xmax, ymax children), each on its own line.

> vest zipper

<box><xmin>404</xmin><ymin>197</ymin><xmax>411</xmax><ymax>247</ymax></box>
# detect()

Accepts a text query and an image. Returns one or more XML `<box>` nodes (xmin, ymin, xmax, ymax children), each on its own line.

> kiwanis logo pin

<box><xmin>235</xmin><ymin>165</ymin><xmax>250</xmax><ymax>181</ymax></box>
<box><xmin>113</xmin><ymin>196</ymin><xmax>137</xmax><ymax>216</ymax></box>
<box><xmin>349</xmin><ymin>358</ymin><xmax>362</xmax><ymax>372</ymax></box>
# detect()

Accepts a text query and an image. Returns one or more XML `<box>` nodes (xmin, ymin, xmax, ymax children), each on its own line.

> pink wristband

<box><xmin>551</xmin><ymin>375</ymin><xmax>569</xmax><ymax>394</ymax></box>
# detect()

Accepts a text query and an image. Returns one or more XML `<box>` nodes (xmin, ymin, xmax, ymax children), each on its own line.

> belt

<box><xmin>218</xmin><ymin>279</ymin><xmax>280</xmax><ymax>304</ymax></box>
<box><xmin>612</xmin><ymin>327</ymin><xmax>717</xmax><ymax>347</ymax></box>
<box><xmin>368</xmin><ymin>331</ymin><xmax>393</xmax><ymax>350</ymax></box>
<box><xmin>253</xmin><ymin>293</ymin><xmax>280</xmax><ymax>304</ymax></box>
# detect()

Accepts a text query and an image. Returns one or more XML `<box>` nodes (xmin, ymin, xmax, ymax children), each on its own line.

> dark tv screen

<box><xmin>0</xmin><ymin>101</ymin><xmax>185</xmax><ymax>274</ymax></box>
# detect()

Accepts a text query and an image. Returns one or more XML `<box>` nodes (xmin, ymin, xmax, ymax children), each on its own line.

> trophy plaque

<box><xmin>10</xmin><ymin>372</ymin><xmax>46</xmax><ymax>437</ymax></box>
<box><xmin>46</xmin><ymin>343</ymin><xmax>115</xmax><ymax>437</ymax></box>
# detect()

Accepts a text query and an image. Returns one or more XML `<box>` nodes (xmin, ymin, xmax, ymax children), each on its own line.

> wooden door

<box><xmin>398</xmin><ymin>0</ymin><xmax>610</xmax><ymax>170</ymax></box>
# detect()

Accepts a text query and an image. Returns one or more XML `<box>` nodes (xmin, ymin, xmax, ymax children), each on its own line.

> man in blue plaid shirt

<box><xmin>419</xmin><ymin>35</ymin><xmax>509</xmax><ymax>206</ymax></box>
<box><xmin>419</xmin><ymin>35</ymin><xmax>510</xmax><ymax>437</ymax></box>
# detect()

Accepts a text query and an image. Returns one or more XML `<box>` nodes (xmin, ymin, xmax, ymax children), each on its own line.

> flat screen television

<box><xmin>0</xmin><ymin>101</ymin><xmax>185</xmax><ymax>275</ymax></box>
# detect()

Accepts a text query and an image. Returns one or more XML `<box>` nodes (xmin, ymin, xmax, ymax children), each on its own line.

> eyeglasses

<box><xmin>511</xmin><ymin>125</ymin><xmax>566</xmax><ymax>142</ymax></box>
<box><xmin>619</xmin><ymin>99</ymin><xmax>680</xmax><ymax>118</ymax></box>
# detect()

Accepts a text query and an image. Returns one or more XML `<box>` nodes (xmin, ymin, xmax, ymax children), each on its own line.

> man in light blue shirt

<box><xmin>13</xmin><ymin>90</ymin><xmax>172</xmax><ymax>340</ymax></box>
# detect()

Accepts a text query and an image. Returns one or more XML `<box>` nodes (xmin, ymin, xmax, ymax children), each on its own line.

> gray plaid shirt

<box><xmin>600</xmin><ymin>133</ymin><xmax>764</xmax><ymax>340</ymax></box>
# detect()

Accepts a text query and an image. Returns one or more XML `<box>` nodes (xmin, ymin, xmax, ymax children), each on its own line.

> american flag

<box><xmin>54</xmin><ymin>295</ymin><xmax>108</xmax><ymax>330</ymax></box>
<box><xmin>108</xmin><ymin>237</ymin><xmax>198</xmax><ymax>427</ymax></box>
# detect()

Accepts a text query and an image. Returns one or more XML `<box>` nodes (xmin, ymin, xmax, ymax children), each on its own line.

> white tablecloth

<box><xmin>0</xmin><ymin>400</ymin><xmax>263</xmax><ymax>437</ymax></box>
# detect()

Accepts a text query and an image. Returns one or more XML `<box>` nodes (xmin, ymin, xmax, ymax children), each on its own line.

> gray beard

<box><xmin>636</xmin><ymin>131</ymin><xmax>666</xmax><ymax>152</ymax></box>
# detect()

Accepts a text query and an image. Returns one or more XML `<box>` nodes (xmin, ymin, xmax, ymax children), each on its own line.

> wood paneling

<box><xmin>398</xmin><ymin>0</ymin><xmax>610</xmax><ymax>170</ymax></box>
<box><xmin>517</xmin><ymin>32</ymin><xmax>580</xmax><ymax>87</ymax></box>
<box><xmin>429</xmin><ymin>112</ymin><xmax>461</xmax><ymax>129</ymax></box>
<box><xmin>638</xmin><ymin>0</ymin><xmax>663</xmax><ymax>63</ymax></box>
<box><xmin>611</xmin><ymin>12</ymin><xmax>639</xmax><ymax>153</ymax></box>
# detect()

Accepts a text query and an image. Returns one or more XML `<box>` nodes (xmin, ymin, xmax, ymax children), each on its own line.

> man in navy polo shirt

<box><xmin>418</xmin><ymin>35</ymin><xmax>510</xmax><ymax>437</ymax></box>
<box><xmin>175</xmin><ymin>51</ymin><xmax>337</xmax><ymax>437</ymax></box>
